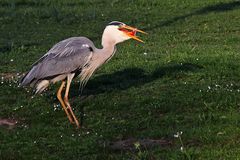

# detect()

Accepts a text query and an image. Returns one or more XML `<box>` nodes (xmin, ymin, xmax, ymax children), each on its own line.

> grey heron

<box><xmin>20</xmin><ymin>21</ymin><xmax>146</xmax><ymax>128</ymax></box>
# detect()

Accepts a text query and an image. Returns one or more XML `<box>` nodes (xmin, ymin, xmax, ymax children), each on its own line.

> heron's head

<box><xmin>102</xmin><ymin>21</ymin><xmax>147</xmax><ymax>46</ymax></box>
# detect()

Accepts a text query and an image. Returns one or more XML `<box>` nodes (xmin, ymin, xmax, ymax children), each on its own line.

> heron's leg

<box><xmin>64</xmin><ymin>74</ymin><xmax>80</xmax><ymax>128</ymax></box>
<box><xmin>57</xmin><ymin>81</ymin><xmax>74</xmax><ymax>124</ymax></box>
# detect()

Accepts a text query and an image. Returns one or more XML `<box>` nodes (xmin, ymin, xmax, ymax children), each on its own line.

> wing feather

<box><xmin>20</xmin><ymin>37</ymin><xmax>94</xmax><ymax>86</ymax></box>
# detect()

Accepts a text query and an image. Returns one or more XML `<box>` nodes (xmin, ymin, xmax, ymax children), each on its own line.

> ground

<box><xmin>1</xmin><ymin>0</ymin><xmax>240</xmax><ymax>159</ymax></box>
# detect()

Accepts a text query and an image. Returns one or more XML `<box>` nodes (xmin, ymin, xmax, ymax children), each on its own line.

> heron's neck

<box><xmin>101</xmin><ymin>29</ymin><xmax>118</xmax><ymax>53</ymax></box>
<box><xmin>99</xmin><ymin>39</ymin><xmax>116</xmax><ymax>59</ymax></box>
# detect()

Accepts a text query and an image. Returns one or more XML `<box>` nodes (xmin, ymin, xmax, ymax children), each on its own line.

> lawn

<box><xmin>1</xmin><ymin>0</ymin><xmax>240</xmax><ymax>159</ymax></box>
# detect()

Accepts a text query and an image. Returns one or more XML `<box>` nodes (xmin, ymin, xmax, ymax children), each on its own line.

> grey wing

<box><xmin>20</xmin><ymin>37</ymin><xmax>94</xmax><ymax>86</ymax></box>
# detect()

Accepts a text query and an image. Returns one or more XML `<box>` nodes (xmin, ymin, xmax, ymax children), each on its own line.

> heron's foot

<box><xmin>65</xmin><ymin>104</ymin><xmax>80</xmax><ymax>129</ymax></box>
<box><xmin>66</xmin><ymin>108</ymin><xmax>76</xmax><ymax>124</ymax></box>
<box><xmin>69</xmin><ymin>117</ymin><xmax>75</xmax><ymax>124</ymax></box>
<box><xmin>74</xmin><ymin>119</ymin><xmax>80</xmax><ymax>129</ymax></box>
<box><xmin>63</xmin><ymin>108</ymin><xmax>74</xmax><ymax>124</ymax></box>
<box><xmin>69</xmin><ymin>109</ymin><xmax>80</xmax><ymax>128</ymax></box>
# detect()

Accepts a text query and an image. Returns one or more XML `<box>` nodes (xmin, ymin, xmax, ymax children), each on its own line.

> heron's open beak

<box><xmin>119</xmin><ymin>25</ymin><xmax>147</xmax><ymax>43</ymax></box>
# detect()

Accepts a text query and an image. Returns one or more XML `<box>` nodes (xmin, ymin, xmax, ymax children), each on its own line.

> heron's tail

<box><xmin>19</xmin><ymin>66</ymin><xmax>38</xmax><ymax>86</ymax></box>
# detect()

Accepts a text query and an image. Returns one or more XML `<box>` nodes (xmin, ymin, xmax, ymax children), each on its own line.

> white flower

<box><xmin>143</xmin><ymin>52</ymin><xmax>147</xmax><ymax>55</ymax></box>
<box><xmin>180</xmin><ymin>146</ymin><xmax>184</xmax><ymax>151</ymax></box>
<box><xmin>174</xmin><ymin>131</ymin><xmax>183</xmax><ymax>138</ymax></box>
<box><xmin>174</xmin><ymin>134</ymin><xmax>179</xmax><ymax>138</ymax></box>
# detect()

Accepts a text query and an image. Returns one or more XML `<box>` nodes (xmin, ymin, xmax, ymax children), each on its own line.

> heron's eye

<box><xmin>118</xmin><ymin>24</ymin><xmax>124</xmax><ymax>28</ymax></box>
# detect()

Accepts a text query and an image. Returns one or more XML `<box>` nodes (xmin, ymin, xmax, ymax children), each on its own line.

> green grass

<box><xmin>1</xmin><ymin>0</ymin><xmax>240</xmax><ymax>159</ymax></box>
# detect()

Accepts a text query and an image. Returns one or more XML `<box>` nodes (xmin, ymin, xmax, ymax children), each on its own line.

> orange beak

<box><xmin>119</xmin><ymin>25</ymin><xmax>147</xmax><ymax>43</ymax></box>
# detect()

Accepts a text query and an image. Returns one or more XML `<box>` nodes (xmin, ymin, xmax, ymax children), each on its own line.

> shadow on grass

<box><xmin>0</xmin><ymin>45</ymin><xmax>12</xmax><ymax>54</ymax></box>
<box><xmin>71</xmin><ymin>62</ymin><xmax>203</xmax><ymax>97</ymax></box>
<box><xmin>70</xmin><ymin>62</ymin><xmax>202</xmax><ymax>126</ymax></box>
<box><xmin>148</xmin><ymin>1</ymin><xmax>240</xmax><ymax>29</ymax></box>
